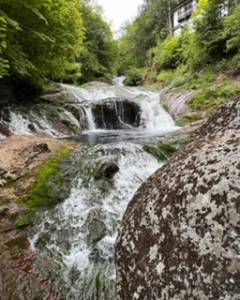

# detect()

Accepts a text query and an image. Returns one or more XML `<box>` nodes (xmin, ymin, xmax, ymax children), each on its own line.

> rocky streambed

<box><xmin>1</xmin><ymin>79</ymin><xmax>238</xmax><ymax>300</ymax></box>
<box><xmin>0</xmin><ymin>80</ymin><xmax>179</xmax><ymax>299</ymax></box>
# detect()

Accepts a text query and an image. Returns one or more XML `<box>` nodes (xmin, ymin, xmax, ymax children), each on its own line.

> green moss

<box><xmin>144</xmin><ymin>143</ymin><xmax>177</xmax><ymax>161</ymax></box>
<box><xmin>18</xmin><ymin>147</ymin><xmax>72</xmax><ymax>209</ymax></box>
<box><xmin>14</xmin><ymin>212</ymin><xmax>34</xmax><ymax>229</ymax></box>
<box><xmin>176</xmin><ymin>113</ymin><xmax>203</xmax><ymax>126</ymax></box>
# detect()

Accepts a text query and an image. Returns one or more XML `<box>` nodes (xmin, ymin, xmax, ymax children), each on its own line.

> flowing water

<box><xmin>23</xmin><ymin>79</ymin><xmax>178</xmax><ymax>299</ymax></box>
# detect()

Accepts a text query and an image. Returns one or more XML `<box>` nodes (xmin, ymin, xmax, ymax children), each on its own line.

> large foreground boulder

<box><xmin>116</xmin><ymin>98</ymin><xmax>240</xmax><ymax>300</ymax></box>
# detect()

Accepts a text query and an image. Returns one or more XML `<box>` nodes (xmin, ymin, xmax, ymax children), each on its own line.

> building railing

<box><xmin>177</xmin><ymin>7</ymin><xmax>194</xmax><ymax>22</ymax></box>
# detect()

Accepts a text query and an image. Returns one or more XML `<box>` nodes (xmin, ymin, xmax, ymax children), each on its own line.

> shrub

<box><xmin>181</xmin><ymin>31</ymin><xmax>207</xmax><ymax>70</ymax></box>
<box><xmin>186</xmin><ymin>68</ymin><xmax>216</xmax><ymax>89</ymax></box>
<box><xmin>190</xmin><ymin>80</ymin><xmax>240</xmax><ymax>111</ymax></box>
<box><xmin>157</xmin><ymin>65</ymin><xmax>190</xmax><ymax>87</ymax></box>
<box><xmin>223</xmin><ymin>7</ymin><xmax>240</xmax><ymax>53</ymax></box>
<box><xmin>153</xmin><ymin>36</ymin><xmax>182</xmax><ymax>70</ymax></box>
<box><xmin>124</xmin><ymin>67</ymin><xmax>146</xmax><ymax>86</ymax></box>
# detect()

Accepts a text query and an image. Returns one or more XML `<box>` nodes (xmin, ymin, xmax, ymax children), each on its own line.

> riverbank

<box><xmin>0</xmin><ymin>79</ymin><xmax>179</xmax><ymax>299</ymax></box>
<box><xmin>144</xmin><ymin>65</ymin><xmax>240</xmax><ymax>127</ymax></box>
<box><xmin>0</xmin><ymin>135</ymin><xmax>76</xmax><ymax>299</ymax></box>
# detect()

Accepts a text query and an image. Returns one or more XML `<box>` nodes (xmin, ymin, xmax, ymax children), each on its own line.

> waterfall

<box><xmin>20</xmin><ymin>79</ymin><xmax>180</xmax><ymax>299</ymax></box>
<box><xmin>63</xmin><ymin>83</ymin><xmax>177</xmax><ymax>133</ymax></box>
<box><xmin>113</xmin><ymin>76</ymin><xmax>126</xmax><ymax>86</ymax></box>
<box><xmin>139</xmin><ymin>93</ymin><xmax>176</xmax><ymax>130</ymax></box>
<box><xmin>85</xmin><ymin>107</ymin><xmax>97</xmax><ymax>131</ymax></box>
<box><xmin>0</xmin><ymin>80</ymin><xmax>177</xmax><ymax>139</ymax></box>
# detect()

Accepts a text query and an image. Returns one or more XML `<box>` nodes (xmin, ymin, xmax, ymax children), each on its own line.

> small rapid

<box><xmin>62</xmin><ymin>81</ymin><xmax>176</xmax><ymax>133</ymax></box>
<box><xmin>30</xmin><ymin>143</ymin><xmax>161</xmax><ymax>299</ymax></box>
<box><xmin>18</xmin><ymin>78</ymin><xmax>178</xmax><ymax>299</ymax></box>
<box><xmin>0</xmin><ymin>79</ymin><xmax>177</xmax><ymax>139</ymax></box>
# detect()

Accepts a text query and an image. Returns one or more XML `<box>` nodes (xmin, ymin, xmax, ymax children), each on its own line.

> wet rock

<box><xmin>0</xmin><ymin>167</ymin><xmax>16</xmax><ymax>187</ymax></box>
<box><xmin>94</xmin><ymin>161</ymin><xmax>119</xmax><ymax>180</ymax></box>
<box><xmin>0</xmin><ymin>124</ymin><xmax>11</xmax><ymax>137</ymax></box>
<box><xmin>116</xmin><ymin>98</ymin><xmax>240</xmax><ymax>300</ymax></box>
<box><xmin>39</xmin><ymin>90</ymin><xmax>76</xmax><ymax>105</ymax></box>
<box><xmin>86</xmin><ymin>209</ymin><xmax>107</xmax><ymax>246</ymax></box>
<box><xmin>28</xmin><ymin>123</ymin><xmax>36</xmax><ymax>132</ymax></box>
<box><xmin>0</xmin><ymin>206</ymin><xmax>9</xmax><ymax>218</ymax></box>
<box><xmin>92</xmin><ymin>99</ymin><xmax>140</xmax><ymax>129</ymax></box>
<box><xmin>32</xmin><ymin>143</ymin><xmax>51</xmax><ymax>154</ymax></box>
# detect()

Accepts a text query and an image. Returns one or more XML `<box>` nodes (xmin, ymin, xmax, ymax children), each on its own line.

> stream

<box><xmin>3</xmin><ymin>79</ymin><xmax>178</xmax><ymax>299</ymax></box>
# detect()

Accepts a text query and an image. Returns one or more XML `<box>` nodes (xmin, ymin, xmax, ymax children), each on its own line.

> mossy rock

<box><xmin>144</xmin><ymin>143</ymin><xmax>177</xmax><ymax>161</ymax></box>
<box><xmin>14</xmin><ymin>212</ymin><xmax>35</xmax><ymax>229</ymax></box>
<box><xmin>176</xmin><ymin>113</ymin><xmax>203</xmax><ymax>126</ymax></box>
<box><xmin>144</xmin><ymin>133</ymin><xmax>191</xmax><ymax>161</ymax></box>
<box><xmin>18</xmin><ymin>146</ymin><xmax>73</xmax><ymax>210</ymax></box>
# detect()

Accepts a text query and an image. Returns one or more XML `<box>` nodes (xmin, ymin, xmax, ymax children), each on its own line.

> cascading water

<box><xmin>7</xmin><ymin>78</ymin><xmax>178</xmax><ymax>299</ymax></box>
<box><xmin>112</xmin><ymin>76</ymin><xmax>125</xmax><ymax>87</ymax></box>
<box><xmin>62</xmin><ymin>82</ymin><xmax>177</xmax><ymax>134</ymax></box>
<box><xmin>0</xmin><ymin>79</ymin><xmax>177</xmax><ymax>138</ymax></box>
<box><xmin>30</xmin><ymin>143</ymin><xmax>161</xmax><ymax>299</ymax></box>
<box><xmin>0</xmin><ymin>105</ymin><xmax>81</xmax><ymax>138</ymax></box>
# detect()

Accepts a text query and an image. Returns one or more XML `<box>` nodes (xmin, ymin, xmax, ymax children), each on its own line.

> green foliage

<box><xmin>79</xmin><ymin>2</ymin><xmax>117</xmax><ymax>82</ymax></box>
<box><xmin>223</xmin><ymin>7</ymin><xmax>240</xmax><ymax>52</ymax></box>
<box><xmin>0</xmin><ymin>0</ymin><xmax>84</xmax><ymax>84</ymax></box>
<box><xmin>0</xmin><ymin>16</ymin><xmax>9</xmax><ymax>77</ymax></box>
<box><xmin>118</xmin><ymin>0</ymin><xmax>175</xmax><ymax>72</ymax></box>
<box><xmin>14</xmin><ymin>212</ymin><xmax>34</xmax><ymax>229</ymax></box>
<box><xmin>190</xmin><ymin>79</ymin><xmax>240</xmax><ymax>111</ymax></box>
<box><xmin>180</xmin><ymin>31</ymin><xmax>208</xmax><ymax>71</ymax></box>
<box><xmin>153</xmin><ymin>36</ymin><xmax>181</xmax><ymax>70</ymax></box>
<box><xmin>193</xmin><ymin>0</ymin><xmax>227</xmax><ymax>61</ymax></box>
<box><xmin>185</xmin><ymin>68</ymin><xmax>216</xmax><ymax>89</ymax></box>
<box><xmin>18</xmin><ymin>147</ymin><xmax>72</xmax><ymax>209</ymax></box>
<box><xmin>124</xmin><ymin>67</ymin><xmax>146</xmax><ymax>86</ymax></box>
<box><xmin>176</xmin><ymin>113</ymin><xmax>203</xmax><ymax>126</ymax></box>
<box><xmin>0</xmin><ymin>0</ymin><xmax>117</xmax><ymax>87</ymax></box>
<box><xmin>156</xmin><ymin>65</ymin><xmax>191</xmax><ymax>88</ymax></box>
<box><xmin>230</xmin><ymin>53</ymin><xmax>240</xmax><ymax>70</ymax></box>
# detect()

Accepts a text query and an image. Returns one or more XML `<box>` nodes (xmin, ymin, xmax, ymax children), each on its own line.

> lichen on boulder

<box><xmin>116</xmin><ymin>98</ymin><xmax>240</xmax><ymax>300</ymax></box>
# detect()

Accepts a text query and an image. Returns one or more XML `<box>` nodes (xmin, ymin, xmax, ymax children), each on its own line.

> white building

<box><xmin>171</xmin><ymin>0</ymin><xmax>237</xmax><ymax>36</ymax></box>
<box><xmin>172</xmin><ymin>0</ymin><xmax>198</xmax><ymax>36</ymax></box>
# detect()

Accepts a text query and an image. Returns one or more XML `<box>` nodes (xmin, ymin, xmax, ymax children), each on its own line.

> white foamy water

<box><xmin>63</xmin><ymin>82</ymin><xmax>177</xmax><ymax>133</ymax></box>
<box><xmin>30</xmin><ymin>142</ymin><xmax>161</xmax><ymax>299</ymax></box>
<box><xmin>5</xmin><ymin>78</ymin><xmax>179</xmax><ymax>299</ymax></box>
<box><xmin>8</xmin><ymin>112</ymin><xmax>33</xmax><ymax>135</ymax></box>
<box><xmin>139</xmin><ymin>93</ymin><xmax>176</xmax><ymax>130</ymax></box>
<box><xmin>0</xmin><ymin>133</ymin><xmax>6</xmax><ymax>140</ymax></box>
<box><xmin>9</xmin><ymin>111</ymin><xmax>62</xmax><ymax>137</ymax></box>
<box><xmin>4</xmin><ymin>80</ymin><xmax>177</xmax><ymax>138</ymax></box>
<box><xmin>112</xmin><ymin>76</ymin><xmax>125</xmax><ymax>86</ymax></box>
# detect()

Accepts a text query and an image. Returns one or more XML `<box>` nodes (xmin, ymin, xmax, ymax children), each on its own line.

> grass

<box><xmin>151</xmin><ymin>62</ymin><xmax>240</xmax><ymax>115</ymax></box>
<box><xmin>17</xmin><ymin>146</ymin><xmax>72</xmax><ymax>210</ymax></box>
<box><xmin>190</xmin><ymin>79</ymin><xmax>240</xmax><ymax>112</ymax></box>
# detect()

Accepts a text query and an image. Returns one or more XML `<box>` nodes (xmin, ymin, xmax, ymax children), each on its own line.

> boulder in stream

<box><xmin>116</xmin><ymin>98</ymin><xmax>240</xmax><ymax>300</ymax></box>
<box><xmin>94</xmin><ymin>161</ymin><xmax>119</xmax><ymax>180</ymax></box>
<box><xmin>92</xmin><ymin>99</ymin><xmax>141</xmax><ymax>129</ymax></box>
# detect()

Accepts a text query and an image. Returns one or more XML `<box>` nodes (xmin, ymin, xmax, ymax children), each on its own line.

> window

<box><xmin>177</xmin><ymin>1</ymin><xmax>195</xmax><ymax>22</ymax></box>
